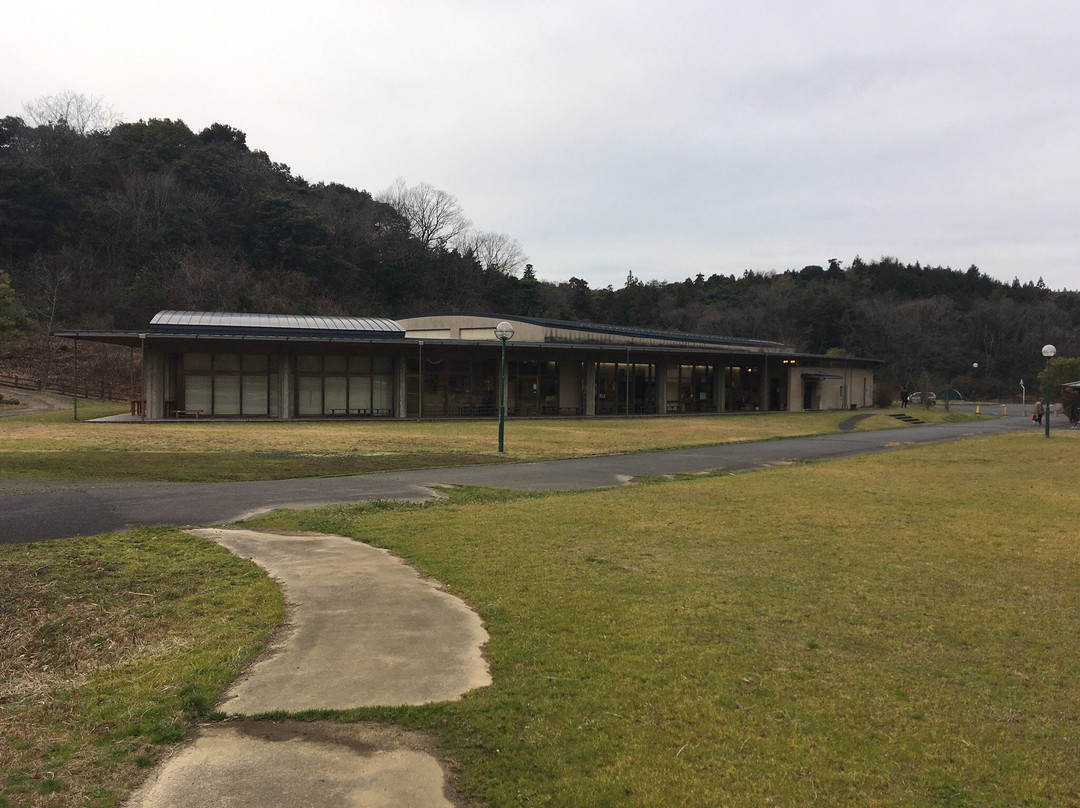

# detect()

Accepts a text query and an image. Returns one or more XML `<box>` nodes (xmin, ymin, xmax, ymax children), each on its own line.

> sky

<box><xmin>4</xmin><ymin>1</ymin><xmax>1078</xmax><ymax>291</ymax></box>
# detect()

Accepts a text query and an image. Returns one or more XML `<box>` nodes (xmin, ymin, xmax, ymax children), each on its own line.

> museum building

<box><xmin>55</xmin><ymin>311</ymin><xmax>878</xmax><ymax>420</ymax></box>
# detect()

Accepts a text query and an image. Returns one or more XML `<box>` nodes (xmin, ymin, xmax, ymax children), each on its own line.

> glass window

<box><xmin>244</xmin><ymin>355</ymin><xmax>269</xmax><ymax>372</ymax></box>
<box><xmin>373</xmin><ymin>357</ymin><xmax>393</xmax><ymax>374</ymax></box>
<box><xmin>242</xmin><ymin>375</ymin><xmax>269</xmax><ymax>415</ymax></box>
<box><xmin>185</xmin><ymin>353</ymin><xmax>212</xmax><ymax>372</ymax></box>
<box><xmin>349</xmin><ymin>377</ymin><xmax>372</xmax><ymax>411</ymax></box>
<box><xmin>215</xmin><ymin>375</ymin><xmax>241</xmax><ymax>415</ymax></box>
<box><xmin>298</xmin><ymin>355</ymin><xmax>322</xmax><ymax>373</ymax></box>
<box><xmin>324</xmin><ymin>377</ymin><xmax>347</xmax><ymax>412</ymax></box>
<box><xmin>268</xmin><ymin>374</ymin><xmax>280</xmax><ymax>418</ymax></box>
<box><xmin>216</xmin><ymin>354</ymin><xmax>241</xmax><ymax>373</ymax></box>
<box><xmin>349</xmin><ymin>356</ymin><xmax>372</xmax><ymax>373</ymax></box>
<box><xmin>298</xmin><ymin>376</ymin><xmax>322</xmax><ymax>415</ymax></box>
<box><xmin>373</xmin><ymin>377</ymin><xmax>392</xmax><ymax>412</ymax></box>
<box><xmin>185</xmin><ymin>374</ymin><xmax>212</xmax><ymax>412</ymax></box>
<box><xmin>325</xmin><ymin>355</ymin><xmax>347</xmax><ymax>373</ymax></box>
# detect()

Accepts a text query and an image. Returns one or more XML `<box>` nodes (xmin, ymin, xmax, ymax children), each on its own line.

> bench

<box><xmin>327</xmin><ymin>408</ymin><xmax>393</xmax><ymax>417</ymax></box>
<box><xmin>174</xmin><ymin>409</ymin><xmax>203</xmax><ymax>419</ymax></box>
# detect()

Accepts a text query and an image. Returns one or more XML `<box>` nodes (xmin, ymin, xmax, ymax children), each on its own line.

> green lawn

<box><xmin>5</xmin><ymin>422</ymin><xmax>1072</xmax><ymax>807</ymax></box>
<box><xmin>247</xmin><ymin>430</ymin><xmax>1080</xmax><ymax>807</ymax></box>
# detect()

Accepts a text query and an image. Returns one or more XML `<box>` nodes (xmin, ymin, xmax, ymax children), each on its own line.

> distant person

<box><xmin>900</xmin><ymin>388</ymin><xmax>909</xmax><ymax>408</ymax></box>
<box><xmin>1034</xmin><ymin>398</ymin><xmax>1044</xmax><ymax>424</ymax></box>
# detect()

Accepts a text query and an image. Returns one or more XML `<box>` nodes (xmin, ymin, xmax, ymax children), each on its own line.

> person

<box><xmin>900</xmin><ymin>388</ymin><xmax>909</xmax><ymax>408</ymax></box>
<box><xmin>1034</xmin><ymin>398</ymin><xmax>1044</xmax><ymax>424</ymax></box>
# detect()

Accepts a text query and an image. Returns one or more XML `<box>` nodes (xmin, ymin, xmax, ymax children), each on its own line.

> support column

<box><xmin>655</xmin><ymin>363</ymin><xmax>671</xmax><ymax>414</ymax></box>
<box><xmin>395</xmin><ymin>350</ymin><xmax>408</xmax><ymax>418</ymax></box>
<box><xmin>278</xmin><ymin>353</ymin><xmax>293</xmax><ymax>419</ymax></box>
<box><xmin>714</xmin><ymin>364</ymin><xmax>725</xmax><ymax>413</ymax></box>
<box><xmin>584</xmin><ymin>360</ymin><xmax>596</xmax><ymax>416</ymax></box>
<box><xmin>144</xmin><ymin>348</ymin><xmax>166</xmax><ymax>420</ymax></box>
<box><xmin>559</xmin><ymin>361</ymin><xmax>582</xmax><ymax>415</ymax></box>
<box><xmin>759</xmin><ymin>356</ymin><xmax>770</xmax><ymax>412</ymax></box>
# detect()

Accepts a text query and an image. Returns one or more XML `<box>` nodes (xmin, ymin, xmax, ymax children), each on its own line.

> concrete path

<box><xmin>125</xmin><ymin>528</ymin><xmax>490</xmax><ymax>808</ymax></box>
<box><xmin>201</xmin><ymin>528</ymin><xmax>491</xmax><ymax>712</ymax></box>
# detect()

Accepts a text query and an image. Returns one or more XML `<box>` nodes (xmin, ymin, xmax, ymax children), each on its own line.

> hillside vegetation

<box><xmin>3</xmin><ymin>106</ymin><xmax>1079</xmax><ymax>397</ymax></box>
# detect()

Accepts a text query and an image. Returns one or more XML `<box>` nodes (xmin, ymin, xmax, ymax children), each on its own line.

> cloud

<box><xmin>3</xmin><ymin>0</ymin><xmax>1078</xmax><ymax>289</ymax></box>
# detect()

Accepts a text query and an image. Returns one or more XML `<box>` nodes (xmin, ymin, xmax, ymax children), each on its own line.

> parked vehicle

<box><xmin>907</xmin><ymin>391</ymin><xmax>936</xmax><ymax>405</ymax></box>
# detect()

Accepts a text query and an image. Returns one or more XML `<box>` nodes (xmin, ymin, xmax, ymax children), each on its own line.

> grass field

<box><xmin>5</xmin><ymin>413</ymin><xmax>1072</xmax><ymax>807</ymax></box>
<box><xmin>1</xmin><ymin>403</ymin><xmax>976</xmax><ymax>482</ymax></box>
<box><xmin>241</xmin><ymin>430</ymin><xmax>1080</xmax><ymax>807</ymax></box>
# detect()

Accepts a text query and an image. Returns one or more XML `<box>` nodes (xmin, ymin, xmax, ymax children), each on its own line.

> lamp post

<box><xmin>495</xmin><ymin>321</ymin><xmax>515</xmax><ymax>452</ymax></box>
<box><xmin>139</xmin><ymin>333</ymin><xmax>147</xmax><ymax>422</ymax></box>
<box><xmin>1042</xmin><ymin>344</ymin><xmax>1056</xmax><ymax>438</ymax></box>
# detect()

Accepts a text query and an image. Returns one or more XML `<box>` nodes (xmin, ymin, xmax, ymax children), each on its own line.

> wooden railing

<box><xmin>0</xmin><ymin>371</ymin><xmax>133</xmax><ymax>403</ymax></box>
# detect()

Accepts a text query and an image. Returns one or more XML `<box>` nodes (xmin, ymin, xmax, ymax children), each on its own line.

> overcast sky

<box><xmin>4</xmin><ymin>1</ymin><xmax>1078</xmax><ymax>291</ymax></box>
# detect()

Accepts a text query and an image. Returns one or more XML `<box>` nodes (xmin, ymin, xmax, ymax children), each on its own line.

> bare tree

<box><xmin>377</xmin><ymin>178</ymin><xmax>472</xmax><ymax>251</ymax></box>
<box><xmin>462</xmin><ymin>230</ymin><xmax>528</xmax><ymax>276</ymax></box>
<box><xmin>23</xmin><ymin>91</ymin><xmax>121</xmax><ymax>134</ymax></box>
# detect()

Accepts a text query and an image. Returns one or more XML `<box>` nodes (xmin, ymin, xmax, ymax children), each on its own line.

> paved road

<box><xmin>1</xmin><ymin>413</ymin><xmax>1036</xmax><ymax>544</ymax></box>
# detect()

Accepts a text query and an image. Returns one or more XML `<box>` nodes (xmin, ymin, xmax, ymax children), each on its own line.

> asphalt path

<box><xmin>1</xmin><ymin>411</ymin><xmax>1036</xmax><ymax>544</ymax></box>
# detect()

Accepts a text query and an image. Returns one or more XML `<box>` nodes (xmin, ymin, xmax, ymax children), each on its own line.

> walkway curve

<box><xmin>126</xmin><ymin>528</ymin><xmax>489</xmax><ymax>808</ymax></box>
<box><xmin>0</xmin><ymin>413</ymin><xmax>1037</xmax><ymax>544</ymax></box>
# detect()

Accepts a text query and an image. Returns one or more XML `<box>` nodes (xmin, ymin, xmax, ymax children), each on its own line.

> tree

<box><xmin>0</xmin><ymin>269</ymin><xmax>30</xmax><ymax>335</ymax></box>
<box><xmin>0</xmin><ymin>160</ymin><xmax>73</xmax><ymax>258</ymax></box>
<box><xmin>23</xmin><ymin>91</ymin><xmax>120</xmax><ymax>134</ymax></box>
<box><xmin>198</xmin><ymin>123</ymin><xmax>248</xmax><ymax>150</ymax></box>
<box><xmin>566</xmin><ymin>277</ymin><xmax>593</xmax><ymax>320</ymax></box>
<box><xmin>462</xmin><ymin>230</ymin><xmax>527</xmax><ymax>276</ymax></box>
<box><xmin>377</xmin><ymin>178</ymin><xmax>472</xmax><ymax>251</ymax></box>
<box><xmin>1038</xmin><ymin>356</ymin><xmax>1080</xmax><ymax>404</ymax></box>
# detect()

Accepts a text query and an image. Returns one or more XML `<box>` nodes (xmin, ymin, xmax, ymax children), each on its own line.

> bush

<box><xmin>874</xmin><ymin>382</ymin><xmax>897</xmax><ymax>408</ymax></box>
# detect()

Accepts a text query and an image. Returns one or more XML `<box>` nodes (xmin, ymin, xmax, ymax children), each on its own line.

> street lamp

<box><xmin>495</xmin><ymin>321</ymin><xmax>515</xmax><ymax>452</ymax></box>
<box><xmin>1042</xmin><ymin>344</ymin><xmax>1056</xmax><ymax>437</ymax></box>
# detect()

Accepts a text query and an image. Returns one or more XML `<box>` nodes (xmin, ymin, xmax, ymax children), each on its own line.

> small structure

<box><xmin>54</xmin><ymin>311</ymin><xmax>879</xmax><ymax>420</ymax></box>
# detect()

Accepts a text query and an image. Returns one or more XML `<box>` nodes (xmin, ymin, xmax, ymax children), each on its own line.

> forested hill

<box><xmin>1</xmin><ymin>114</ymin><xmax>1078</xmax><ymax>397</ymax></box>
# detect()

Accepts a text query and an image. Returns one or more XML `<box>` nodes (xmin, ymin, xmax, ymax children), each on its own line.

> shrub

<box><xmin>874</xmin><ymin>381</ymin><xmax>897</xmax><ymax>408</ymax></box>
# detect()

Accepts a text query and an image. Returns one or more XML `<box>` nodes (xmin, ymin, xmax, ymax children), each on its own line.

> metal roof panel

<box><xmin>150</xmin><ymin>311</ymin><xmax>404</xmax><ymax>336</ymax></box>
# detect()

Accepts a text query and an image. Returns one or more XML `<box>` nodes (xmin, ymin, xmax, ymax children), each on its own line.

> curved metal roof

<box><xmin>150</xmin><ymin>311</ymin><xmax>404</xmax><ymax>336</ymax></box>
<box><xmin>399</xmin><ymin>311</ymin><xmax>782</xmax><ymax>349</ymax></box>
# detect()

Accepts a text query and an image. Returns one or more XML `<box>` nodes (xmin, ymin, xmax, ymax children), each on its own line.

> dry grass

<box><xmin>0</xmin><ymin>529</ymin><xmax>283</xmax><ymax>808</ymax></box>
<box><xmin>1</xmin><ymin>407</ymin><xmax>977</xmax><ymax>482</ymax></box>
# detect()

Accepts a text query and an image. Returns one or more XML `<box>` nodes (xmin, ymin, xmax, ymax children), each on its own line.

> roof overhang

<box><xmin>52</xmin><ymin>311</ymin><xmax>881</xmax><ymax>367</ymax></box>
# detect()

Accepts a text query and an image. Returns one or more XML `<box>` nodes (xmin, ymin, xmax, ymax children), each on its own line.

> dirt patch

<box><xmin>0</xmin><ymin>385</ymin><xmax>74</xmax><ymax>417</ymax></box>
